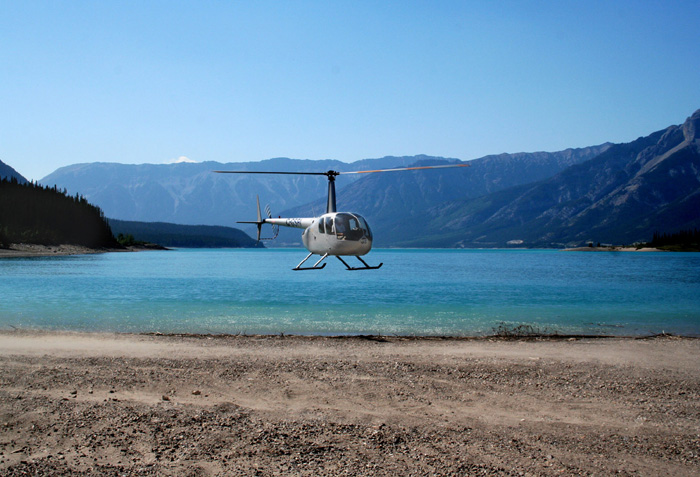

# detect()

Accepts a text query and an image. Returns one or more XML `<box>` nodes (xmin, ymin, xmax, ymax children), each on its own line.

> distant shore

<box><xmin>0</xmin><ymin>243</ymin><xmax>167</xmax><ymax>258</ymax></box>
<box><xmin>562</xmin><ymin>246</ymin><xmax>664</xmax><ymax>252</ymax></box>
<box><xmin>0</xmin><ymin>243</ymin><xmax>113</xmax><ymax>258</ymax></box>
<box><xmin>0</xmin><ymin>243</ymin><xmax>680</xmax><ymax>258</ymax></box>
<box><xmin>1</xmin><ymin>330</ymin><xmax>698</xmax><ymax>475</ymax></box>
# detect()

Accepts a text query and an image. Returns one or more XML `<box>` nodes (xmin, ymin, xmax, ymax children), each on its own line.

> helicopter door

<box><xmin>334</xmin><ymin>213</ymin><xmax>364</xmax><ymax>241</ymax></box>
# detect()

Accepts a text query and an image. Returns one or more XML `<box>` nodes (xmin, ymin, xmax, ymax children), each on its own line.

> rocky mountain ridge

<box><xmin>281</xmin><ymin>144</ymin><xmax>611</xmax><ymax>245</ymax></box>
<box><xmin>394</xmin><ymin>109</ymin><xmax>700</xmax><ymax>247</ymax></box>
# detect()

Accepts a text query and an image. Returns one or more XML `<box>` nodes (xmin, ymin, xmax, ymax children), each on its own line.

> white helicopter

<box><xmin>214</xmin><ymin>163</ymin><xmax>469</xmax><ymax>270</ymax></box>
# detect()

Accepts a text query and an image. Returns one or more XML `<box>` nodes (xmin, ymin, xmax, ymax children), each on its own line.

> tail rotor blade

<box><xmin>264</xmin><ymin>204</ymin><xmax>279</xmax><ymax>239</ymax></box>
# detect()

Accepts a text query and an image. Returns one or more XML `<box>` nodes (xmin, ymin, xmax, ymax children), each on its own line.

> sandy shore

<box><xmin>562</xmin><ymin>246</ymin><xmax>663</xmax><ymax>252</ymax></box>
<box><xmin>0</xmin><ymin>331</ymin><xmax>698</xmax><ymax>475</ymax></box>
<box><xmin>0</xmin><ymin>243</ymin><xmax>166</xmax><ymax>258</ymax></box>
<box><xmin>0</xmin><ymin>244</ymin><xmax>116</xmax><ymax>258</ymax></box>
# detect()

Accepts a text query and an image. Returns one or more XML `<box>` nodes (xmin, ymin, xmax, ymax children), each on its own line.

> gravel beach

<box><xmin>0</xmin><ymin>331</ymin><xmax>698</xmax><ymax>475</ymax></box>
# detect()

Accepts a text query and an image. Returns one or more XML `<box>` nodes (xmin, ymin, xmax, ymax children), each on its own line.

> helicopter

<box><xmin>214</xmin><ymin>163</ymin><xmax>469</xmax><ymax>270</ymax></box>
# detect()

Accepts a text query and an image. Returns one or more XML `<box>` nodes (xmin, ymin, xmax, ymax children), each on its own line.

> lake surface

<box><xmin>1</xmin><ymin>249</ymin><xmax>699</xmax><ymax>336</ymax></box>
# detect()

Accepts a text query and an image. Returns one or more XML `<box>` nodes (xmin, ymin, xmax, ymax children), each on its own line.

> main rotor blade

<box><xmin>340</xmin><ymin>163</ymin><xmax>469</xmax><ymax>175</ymax></box>
<box><xmin>213</xmin><ymin>170</ymin><xmax>329</xmax><ymax>175</ymax></box>
<box><xmin>213</xmin><ymin>163</ymin><xmax>469</xmax><ymax>177</ymax></box>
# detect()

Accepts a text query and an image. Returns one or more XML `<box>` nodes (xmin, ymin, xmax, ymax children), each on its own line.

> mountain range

<box><xmin>39</xmin><ymin>149</ymin><xmax>611</xmax><ymax>246</ymax></box>
<box><xmin>41</xmin><ymin>156</ymin><xmax>420</xmax><ymax>228</ymax></box>
<box><xmin>281</xmin><ymin>145</ymin><xmax>611</xmax><ymax>246</ymax></box>
<box><xmin>31</xmin><ymin>108</ymin><xmax>700</xmax><ymax>248</ymax></box>
<box><xmin>398</xmin><ymin>109</ymin><xmax>700</xmax><ymax>248</ymax></box>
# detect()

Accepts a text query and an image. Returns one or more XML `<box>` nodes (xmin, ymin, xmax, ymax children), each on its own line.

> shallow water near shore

<box><xmin>1</xmin><ymin>248</ymin><xmax>698</xmax><ymax>336</ymax></box>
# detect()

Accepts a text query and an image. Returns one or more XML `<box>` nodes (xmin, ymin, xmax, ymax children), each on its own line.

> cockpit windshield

<box><xmin>333</xmin><ymin>213</ymin><xmax>372</xmax><ymax>241</ymax></box>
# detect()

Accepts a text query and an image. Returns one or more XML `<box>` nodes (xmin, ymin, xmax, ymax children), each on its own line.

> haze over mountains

<box><xmin>35</xmin><ymin>109</ymin><xmax>700</xmax><ymax>248</ymax></box>
<box><xmin>413</xmin><ymin>109</ymin><xmax>700</xmax><ymax>248</ymax></box>
<box><xmin>41</xmin><ymin>157</ymin><xmax>420</xmax><ymax>227</ymax></box>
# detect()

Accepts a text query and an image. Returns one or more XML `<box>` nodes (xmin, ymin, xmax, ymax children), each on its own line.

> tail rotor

<box><xmin>237</xmin><ymin>195</ymin><xmax>278</xmax><ymax>242</ymax></box>
<box><xmin>264</xmin><ymin>204</ymin><xmax>279</xmax><ymax>240</ymax></box>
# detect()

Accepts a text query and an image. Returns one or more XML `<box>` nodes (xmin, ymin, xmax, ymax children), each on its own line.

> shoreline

<box><xmin>561</xmin><ymin>246</ymin><xmax>664</xmax><ymax>252</ymax></box>
<box><xmin>0</xmin><ymin>243</ymin><xmax>169</xmax><ymax>258</ymax></box>
<box><xmin>1</xmin><ymin>330</ymin><xmax>698</xmax><ymax>475</ymax></box>
<box><xmin>0</xmin><ymin>244</ymin><xmax>673</xmax><ymax>258</ymax></box>
<box><xmin>4</xmin><ymin>327</ymin><xmax>698</xmax><ymax>341</ymax></box>
<box><xmin>133</xmin><ymin>330</ymin><xmax>698</xmax><ymax>340</ymax></box>
<box><xmin>0</xmin><ymin>243</ymin><xmax>112</xmax><ymax>258</ymax></box>
<box><xmin>0</xmin><ymin>243</ymin><xmax>125</xmax><ymax>258</ymax></box>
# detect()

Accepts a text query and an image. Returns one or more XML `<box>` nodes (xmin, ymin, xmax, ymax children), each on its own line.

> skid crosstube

<box><xmin>293</xmin><ymin>252</ymin><xmax>328</xmax><ymax>271</ymax></box>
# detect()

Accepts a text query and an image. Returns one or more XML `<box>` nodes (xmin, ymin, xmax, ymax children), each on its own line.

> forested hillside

<box><xmin>108</xmin><ymin>219</ymin><xmax>261</xmax><ymax>248</ymax></box>
<box><xmin>648</xmin><ymin>229</ymin><xmax>700</xmax><ymax>251</ymax></box>
<box><xmin>0</xmin><ymin>177</ymin><xmax>118</xmax><ymax>248</ymax></box>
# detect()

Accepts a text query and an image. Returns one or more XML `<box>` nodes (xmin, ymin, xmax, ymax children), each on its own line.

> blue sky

<box><xmin>2</xmin><ymin>1</ymin><xmax>699</xmax><ymax>181</ymax></box>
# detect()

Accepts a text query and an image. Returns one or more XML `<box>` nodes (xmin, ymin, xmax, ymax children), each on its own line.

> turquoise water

<box><xmin>1</xmin><ymin>249</ymin><xmax>699</xmax><ymax>336</ymax></box>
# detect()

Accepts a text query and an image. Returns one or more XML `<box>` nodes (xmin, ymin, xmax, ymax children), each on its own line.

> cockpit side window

<box><xmin>358</xmin><ymin>216</ymin><xmax>372</xmax><ymax>240</ymax></box>
<box><xmin>318</xmin><ymin>218</ymin><xmax>325</xmax><ymax>234</ymax></box>
<box><xmin>334</xmin><ymin>213</ymin><xmax>365</xmax><ymax>241</ymax></box>
<box><xmin>324</xmin><ymin>216</ymin><xmax>333</xmax><ymax>234</ymax></box>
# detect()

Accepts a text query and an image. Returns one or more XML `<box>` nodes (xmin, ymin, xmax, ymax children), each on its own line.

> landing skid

<box><xmin>336</xmin><ymin>255</ymin><xmax>383</xmax><ymax>271</ymax></box>
<box><xmin>293</xmin><ymin>252</ymin><xmax>328</xmax><ymax>271</ymax></box>
<box><xmin>292</xmin><ymin>253</ymin><xmax>383</xmax><ymax>271</ymax></box>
